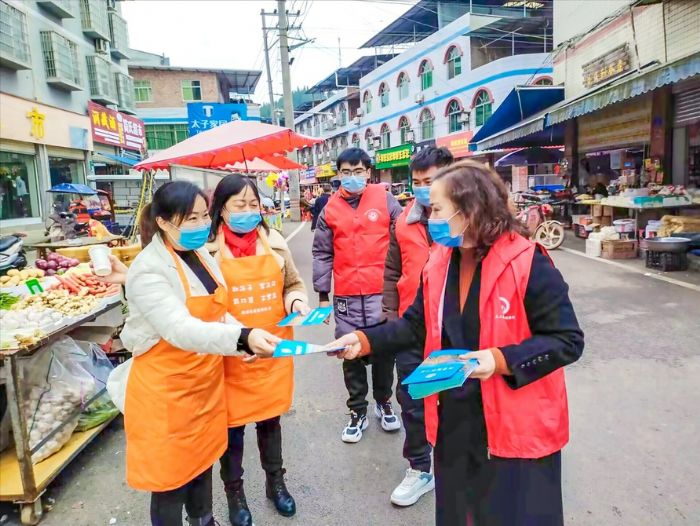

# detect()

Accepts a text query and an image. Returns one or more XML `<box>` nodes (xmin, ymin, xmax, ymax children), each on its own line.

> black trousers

<box><xmin>434</xmin><ymin>383</ymin><xmax>564</xmax><ymax>526</ymax></box>
<box><xmin>396</xmin><ymin>348</ymin><xmax>431</xmax><ymax>473</ymax></box>
<box><xmin>343</xmin><ymin>353</ymin><xmax>395</xmax><ymax>414</ymax></box>
<box><xmin>150</xmin><ymin>468</ymin><xmax>212</xmax><ymax>526</ymax></box>
<box><xmin>219</xmin><ymin>416</ymin><xmax>283</xmax><ymax>489</ymax></box>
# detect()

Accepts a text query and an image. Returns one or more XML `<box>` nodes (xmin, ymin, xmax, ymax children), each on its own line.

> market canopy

<box><xmin>134</xmin><ymin>120</ymin><xmax>322</xmax><ymax>171</ymax></box>
<box><xmin>47</xmin><ymin>183</ymin><xmax>97</xmax><ymax>195</ymax></box>
<box><xmin>223</xmin><ymin>155</ymin><xmax>303</xmax><ymax>173</ymax></box>
<box><xmin>494</xmin><ymin>147</ymin><xmax>564</xmax><ymax>167</ymax></box>
<box><xmin>471</xmin><ymin>85</ymin><xmax>564</xmax><ymax>147</ymax></box>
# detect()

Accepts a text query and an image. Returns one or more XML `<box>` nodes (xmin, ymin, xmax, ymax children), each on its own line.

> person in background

<box><xmin>312</xmin><ymin>147</ymin><xmax>403</xmax><ymax>443</ymax></box>
<box><xmin>310</xmin><ymin>185</ymin><xmax>330</xmax><ymax>231</ymax></box>
<box><xmin>208</xmin><ymin>175</ymin><xmax>309</xmax><ymax>526</ymax></box>
<box><xmin>326</xmin><ymin>161</ymin><xmax>584</xmax><ymax>526</ymax></box>
<box><xmin>382</xmin><ymin>146</ymin><xmax>453</xmax><ymax>507</ymax></box>
<box><xmin>118</xmin><ymin>181</ymin><xmax>279</xmax><ymax>526</ymax></box>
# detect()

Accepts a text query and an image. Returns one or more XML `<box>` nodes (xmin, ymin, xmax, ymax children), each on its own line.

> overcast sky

<box><xmin>122</xmin><ymin>0</ymin><xmax>415</xmax><ymax>103</ymax></box>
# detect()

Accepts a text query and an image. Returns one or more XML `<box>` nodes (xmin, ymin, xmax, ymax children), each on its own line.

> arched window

<box><xmin>380</xmin><ymin>123</ymin><xmax>391</xmax><ymax>149</ymax></box>
<box><xmin>365</xmin><ymin>128</ymin><xmax>375</xmax><ymax>151</ymax></box>
<box><xmin>419</xmin><ymin>109</ymin><xmax>434</xmax><ymax>141</ymax></box>
<box><xmin>379</xmin><ymin>83</ymin><xmax>389</xmax><ymax>108</ymax></box>
<box><xmin>363</xmin><ymin>90</ymin><xmax>373</xmax><ymax>114</ymax></box>
<box><xmin>446</xmin><ymin>99</ymin><xmax>463</xmax><ymax>133</ymax></box>
<box><xmin>397</xmin><ymin>72</ymin><xmax>410</xmax><ymax>100</ymax></box>
<box><xmin>398</xmin><ymin>116</ymin><xmax>411</xmax><ymax>144</ymax></box>
<box><xmin>340</xmin><ymin>135</ymin><xmax>348</xmax><ymax>148</ymax></box>
<box><xmin>338</xmin><ymin>104</ymin><xmax>348</xmax><ymax>126</ymax></box>
<box><xmin>351</xmin><ymin>133</ymin><xmax>360</xmax><ymax>149</ymax></box>
<box><xmin>418</xmin><ymin>60</ymin><xmax>433</xmax><ymax>91</ymax></box>
<box><xmin>446</xmin><ymin>46</ymin><xmax>462</xmax><ymax>79</ymax></box>
<box><xmin>472</xmin><ymin>89</ymin><xmax>493</xmax><ymax>127</ymax></box>
<box><xmin>533</xmin><ymin>76</ymin><xmax>553</xmax><ymax>86</ymax></box>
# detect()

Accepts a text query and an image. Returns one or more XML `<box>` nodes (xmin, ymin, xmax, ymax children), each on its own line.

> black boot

<box><xmin>265</xmin><ymin>469</ymin><xmax>296</xmax><ymax>517</ymax></box>
<box><xmin>224</xmin><ymin>480</ymin><xmax>253</xmax><ymax>526</ymax></box>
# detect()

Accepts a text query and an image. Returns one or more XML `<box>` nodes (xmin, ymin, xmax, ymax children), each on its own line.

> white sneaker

<box><xmin>375</xmin><ymin>402</ymin><xmax>401</xmax><ymax>432</ymax></box>
<box><xmin>341</xmin><ymin>411</ymin><xmax>368</xmax><ymax>443</ymax></box>
<box><xmin>390</xmin><ymin>468</ymin><xmax>435</xmax><ymax>506</ymax></box>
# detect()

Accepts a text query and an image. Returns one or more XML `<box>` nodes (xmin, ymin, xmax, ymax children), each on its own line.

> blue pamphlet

<box><xmin>402</xmin><ymin>350</ymin><xmax>479</xmax><ymax>399</ymax></box>
<box><xmin>272</xmin><ymin>339</ymin><xmax>330</xmax><ymax>358</ymax></box>
<box><xmin>278</xmin><ymin>306</ymin><xmax>333</xmax><ymax>327</ymax></box>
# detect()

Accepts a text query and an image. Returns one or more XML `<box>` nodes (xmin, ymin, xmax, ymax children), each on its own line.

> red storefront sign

<box><xmin>436</xmin><ymin>130</ymin><xmax>474</xmax><ymax>158</ymax></box>
<box><xmin>88</xmin><ymin>101</ymin><xmax>145</xmax><ymax>152</ymax></box>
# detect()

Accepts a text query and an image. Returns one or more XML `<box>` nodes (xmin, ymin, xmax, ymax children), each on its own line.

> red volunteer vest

<box><xmin>325</xmin><ymin>184</ymin><xmax>390</xmax><ymax>296</ymax></box>
<box><xmin>422</xmin><ymin>233</ymin><xmax>569</xmax><ymax>458</ymax></box>
<box><xmin>394</xmin><ymin>201</ymin><xmax>431</xmax><ymax>316</ymax></box>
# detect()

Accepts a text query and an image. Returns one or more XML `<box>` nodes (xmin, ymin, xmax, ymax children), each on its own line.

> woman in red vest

<box><xmin>326</xmin><ymin>161</ymin><xmax>584</xmax><ymax>526</ymax></box>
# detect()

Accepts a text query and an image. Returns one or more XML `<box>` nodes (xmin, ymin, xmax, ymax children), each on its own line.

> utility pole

<box><xmin>261</xmin><ymin>9</ymin><xmax>277</xmax><ymax>126</ymax></box>
<box><xmin>277</xmin><ymin>0</ymin><xmax>300</xmax><ymax>221</ymax></box>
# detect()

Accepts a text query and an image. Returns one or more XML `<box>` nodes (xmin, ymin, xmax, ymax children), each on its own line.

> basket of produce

<box><xmin>35</xmin><ymin>252</ymin><xmax>82</xmax><ymax>276</ymax></box>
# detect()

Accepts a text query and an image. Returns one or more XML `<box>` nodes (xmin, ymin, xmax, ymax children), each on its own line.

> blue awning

<box><xmin>471</xmin><ymin>85</ymin><xmax>565</xmax><ymax>147</ymax></box>
<box><xmin>97</xmin><ymin>152</ymin><xmax>140</xmax><ymax>166</ymax></box>
<box><xmin>47</xmin><ymin>183</ymin><xmax>97</xmax><ymax>195</ymax></box>
<box><xmin>547</xmin><ymin>53</ymin><xmax>700</xmax><ymax>125</ymax></box>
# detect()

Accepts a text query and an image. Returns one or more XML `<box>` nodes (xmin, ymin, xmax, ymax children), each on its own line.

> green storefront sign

<box><xmin>374</xmin><ymin>144</ymin><xmax>414</xmax><ymax>169</ymax></box>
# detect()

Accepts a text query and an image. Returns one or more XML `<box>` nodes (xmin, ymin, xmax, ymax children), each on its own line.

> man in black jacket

<box><xmin>310</xmin><ymin>187</ymin><xmax>330</xmax><ymax>231</ymax></box>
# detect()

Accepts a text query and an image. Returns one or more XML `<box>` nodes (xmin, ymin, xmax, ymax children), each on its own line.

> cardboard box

<box><xmin>593</xmin><ymin>216</ymin><xmax>604</xmax><ymax>226</ymax></box>
<box><xmin>603</xmin><ymin>206</ymin><xmax>614</xmax><ymax>217</ymax></box>
<box><xmin>592</xmin><ymin>204</ymin><xmax>603</xmax><ymax>217</ymax></box>
<box><xmin>579</xmin><ymin>216</ymin><xmax>594</xmax><ymax>226</ymax></box>
<box><xmin>600</xmin><ymin>216</ymin><xmax>613</xmax><ymax>227</ymax></box>
<box><xmin>601</xmin><ymin>240</ymin><xmax>638</xmax><ymax>259</ymax></box>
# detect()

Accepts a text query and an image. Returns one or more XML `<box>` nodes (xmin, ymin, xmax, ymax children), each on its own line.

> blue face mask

<box><xmin>428</xmin><ymin>212</ymin><xmax>465</xmax><ymax>248</ymax></box>
<box><xmin>173</xmin><ymin>222</ymin><xmax>211</xmax><ymax>250</ymax></box>
<box><xmin>227</xmin><ymin>211</ymin><xmax>261</xmax><ymax>234</ymax></box>
<box><xmin>341</xmin><ymin>175</ymin><xmax>367</xmax><ymax>193</ymax></box>
<box><xmin>414</xmin><ymin>186</ymin><xmax>431</xmax><ymax>207</ymax></box>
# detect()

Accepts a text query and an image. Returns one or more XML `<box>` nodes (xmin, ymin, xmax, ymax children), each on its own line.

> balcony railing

<box><xmin>87</xmin><ymin>55</ymin><xmax>117</xmax><ymax>105</ymax></box>
<box><xmin>80</xmin><ymin>0</ymin><xmax>110</xmax><ymax>40</ymax></box>
<box><xmin>40</xmin><ymin>31</ymin><xmax>82</xmax><ymax>91</ymax></box>
<box><xmin>37</xmin><ymin>0</ymin><xmax>75</xmax><ymax>18</ymax></box>
<box><xmin>0</xmin><ymin>1</ymin><xmax>31</xmax><ymax>70</ymax></box>
<box><xmin>109</xmin><ymin>12</ymin><xmax>129</xmax><ymax>59</ymax></box>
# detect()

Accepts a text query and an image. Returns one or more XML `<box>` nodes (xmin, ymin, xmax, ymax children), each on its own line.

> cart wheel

<box><xmin>535</xmin><ymin>221</ymin><xmax>565</xmax><ymax>250</ymax></box>
<box><xmin>20</xmin><ymin>499</ymin><xmax>43</xmax><ymax>525</ymax></box>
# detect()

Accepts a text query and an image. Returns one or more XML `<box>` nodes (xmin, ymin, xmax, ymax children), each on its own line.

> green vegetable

<box><xmin>76</xmin><ymin>396</ymin><xmax>119</xmax><ymax>432</ymax></box>
<box><xmin>0</xmin><ymin>292</ymin><xmax>20</xmax><ymax>310</ymax></box>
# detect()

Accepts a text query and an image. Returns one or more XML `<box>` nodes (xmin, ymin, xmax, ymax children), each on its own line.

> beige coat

<box><xmin>209</xmin><ymin>226</ymin><xmax>308</xmax><ymax>314</ymax></box>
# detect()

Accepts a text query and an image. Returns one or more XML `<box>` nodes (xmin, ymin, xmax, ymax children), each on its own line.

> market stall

<box><xmin>0</xmin><ymin>263</ymin><xmax>123</xmax><ymax>524</ymax></box>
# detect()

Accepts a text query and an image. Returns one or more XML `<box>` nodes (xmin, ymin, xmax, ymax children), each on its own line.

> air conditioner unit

<box><xmin>95</xmin><ymin>39</ymin><xmax>110</xmax><ymax>55</ymax></box>
<box><xmin>106</xmin><ymin>0</ymin><xmax>117</xmax><ymax>11</ymax></box>
<box><xmin>352</xmin><ymin>117</ymin><xmax>361</xmax><ymax>126</ymax></box>
<box><xmin>414</xmin><ymin>93</ymin><xmax>424</xmax><ymax>104</ymax></box>
<box><xmin>355</xmin><ymin>108</ymin><xmax>363</xmax><ymax>117</ymax></box>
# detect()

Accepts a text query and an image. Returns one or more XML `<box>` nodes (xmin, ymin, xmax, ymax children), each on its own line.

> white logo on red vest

<box><xmin>496</xmin><ymin>296</ymin><xmax>516</xmax><ymax>320</ymax></box>
<box><xmin>365</xmin><ymin>209</ymin><xmax>381</xmax><ymax>222</ymax></box>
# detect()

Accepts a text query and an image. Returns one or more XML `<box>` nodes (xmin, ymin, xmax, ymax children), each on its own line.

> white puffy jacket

<box><xmin>120</xmin><ymin>233</ymin><xmax>245</xmax><ymax>357</ymax></box>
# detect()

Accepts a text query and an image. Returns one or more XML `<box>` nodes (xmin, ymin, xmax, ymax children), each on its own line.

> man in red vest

<box><xmin>382</xmin><ymin>146</ymin><xmax>453</xmax><ymax>506</ymax></box>
<box><xmin>312</xmin><ymin>147</ymin><xmax>403</xmax><ymax>443</ymax></box>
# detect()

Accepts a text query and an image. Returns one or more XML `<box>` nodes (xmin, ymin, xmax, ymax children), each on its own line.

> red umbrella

<box><xmin>134</xmin><ymin>120</ymin><xmax>321</xmax><ymax>171</ymax></box>
<box><xmin>222</xmin><ymin>154</ymin><xmax>303</xmax><ymax>173</ymax></box>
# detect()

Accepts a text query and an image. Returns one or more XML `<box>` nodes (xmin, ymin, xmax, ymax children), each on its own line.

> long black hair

<box><xmin>140</xmin><ymin>181</ymin><xmax>208</xmax><ymax>246</ymax></box>
<box><xmin>209</xmin><ymin>174</ymin><xmax>269</xmax><ymax>241</ymax></box>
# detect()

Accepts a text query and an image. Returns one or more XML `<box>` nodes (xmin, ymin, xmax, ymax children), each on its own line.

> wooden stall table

<box><xmin>26</xmin><ymin>235</ymin><xmax>126</xmax><ymax>260</ymax></box>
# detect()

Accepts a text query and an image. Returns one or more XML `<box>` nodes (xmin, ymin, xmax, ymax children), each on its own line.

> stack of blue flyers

<box><xmin>278</xmin><ymin>306</ymin><xmax>333</xmax><ymax>327</ymax></box>
<box><xmin>401</xmin><ymin>350</ymin><xmax>479</xmax><ymax>400</ymax></box>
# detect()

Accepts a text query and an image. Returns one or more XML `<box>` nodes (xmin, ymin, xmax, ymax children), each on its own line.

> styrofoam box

<box><xmin>586</xmin><ymin>238</ymin><xmax>602</xmax><ymax>258</ymax></box>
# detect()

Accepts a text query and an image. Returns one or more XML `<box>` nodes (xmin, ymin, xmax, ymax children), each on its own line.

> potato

<box><xmin>0</xmin><ymin>275</ymin><xmax>10</xmax><ymax>284</ymax></box>
<box><xmin>8</xmin><ymin>277</ymin><xmax>20</xmax><ymax>286</ymax></box>
<box><xmin>19</xmin><ymin>270</ymin><xmax>30</xmax><ymax>280</ymax></box>
<box><xmin>35</xmin><ymin>269</ymin><xmax>45</xmax><ymax>278</ymax></box>
<box><xmin>7</xmin><ymin>269</ymin><xmax>19</xmax><ymax>277</ymax></box>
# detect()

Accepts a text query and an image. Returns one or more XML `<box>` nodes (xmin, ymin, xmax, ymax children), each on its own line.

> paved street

<box><xmin>2</xmin><ymin>222</ymin><xmax>699</xmax><ymax>526</ymax></box>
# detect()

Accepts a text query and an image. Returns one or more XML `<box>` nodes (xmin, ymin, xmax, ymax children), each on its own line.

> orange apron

<box><xmin>219</xmin><ymin>232</ymin><xmax>294</xmax><ymax>427</ymax></box>
<box><xmin>124</xmin><ymin>245</ymin><xmax>228</xmax><ymax>492</ymax></box>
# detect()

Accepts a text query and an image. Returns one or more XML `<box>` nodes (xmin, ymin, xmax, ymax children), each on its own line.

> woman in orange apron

<box><xmin>208</xmin><ymin>175</ymin><xmax>309</xmax><ymax>526</ymax></box>
<box><xmin>119</xmin><ymin>181</ymin><xmax>280</xmax><ymax>526</ymax></box>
